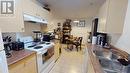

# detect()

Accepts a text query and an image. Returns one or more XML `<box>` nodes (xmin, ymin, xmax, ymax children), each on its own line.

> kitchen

<box><xmin>0</xmin><ymin>0</ymin><xmax>130</xmax><ymax>73</ymax></box>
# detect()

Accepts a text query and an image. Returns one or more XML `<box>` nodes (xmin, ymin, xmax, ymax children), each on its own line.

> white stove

<box><xmin>20</xmin><ymin>36</ymin><xmax>55</xmax><ymax>73</ymax></box>
<box><xmin>25</xmin><ymin>42</ymin><xmax>53</xmax><ymax>52</ymax></box>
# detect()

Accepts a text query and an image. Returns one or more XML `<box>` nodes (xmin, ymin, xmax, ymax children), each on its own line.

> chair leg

<box><xmin>71</xmin><ymin>44</ymin><xmax>73</xmax><ymax>50</ymax></box>
<box><xmin>67</xmin><ymin>44</ymin><xmax>69</xmax><ymax>49</ymax></box>
<box><xmin>76</xmin><ymin>46</ymin><xmax>78</xmax><ymax>52</ymax></box>
<box><xmin>80</xmin><ymin>45</ymin><xmax>82</xmax><ymax>50</ymax></box>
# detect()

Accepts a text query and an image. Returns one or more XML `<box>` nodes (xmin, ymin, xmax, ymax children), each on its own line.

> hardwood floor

<box><xmin>49</xmin><ymin>45</ymin><xmax>85</xmax><ymax>73</ymax></box>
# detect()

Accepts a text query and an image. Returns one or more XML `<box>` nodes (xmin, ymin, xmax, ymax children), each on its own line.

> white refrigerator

<box><xmin>0</xmin><ymin>30</ymin><xmax>9</xmax><ymax>73</ymax></box>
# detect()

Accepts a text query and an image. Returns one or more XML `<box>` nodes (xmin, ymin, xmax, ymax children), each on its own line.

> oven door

<box><xmin>43</xmin><ymin>47</ymin><xmax>54</xmax><ymax>63</ymax></box>
<box><xmin>37</xmin><ymin>49</ymin><xmax>47</xmax><ymax>73</ymax></box>
<box><xmin>37</xmin><ymin>47</ymin><xmax>54</xmax><ymax>73</ymax></box>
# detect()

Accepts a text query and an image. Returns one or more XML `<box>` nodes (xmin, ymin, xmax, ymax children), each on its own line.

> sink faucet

<box><xmin>117</xmin><ymin>54</ymin><xmax>130</xmax><ymax>66</ymax></box>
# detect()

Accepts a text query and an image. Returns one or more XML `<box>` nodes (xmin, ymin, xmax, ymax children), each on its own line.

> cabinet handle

<box><xmin>24</xmin><ymin>61</ymin><xmax>27</xmax><ymax>67</ymax></box>
<box><xmin>24</xmin><ymin>62</ymin><xmax>26</xmax><ymax>67</ymax></box>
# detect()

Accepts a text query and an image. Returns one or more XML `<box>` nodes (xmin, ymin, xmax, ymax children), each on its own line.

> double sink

<box><xmin>93</xmin><ymin>48</ymin><xmax>130</xmax><ymax>73</ymax></box>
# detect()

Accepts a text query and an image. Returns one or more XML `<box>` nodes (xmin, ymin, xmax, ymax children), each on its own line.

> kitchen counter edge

<box><xmin>87</xmin><ymin>43</ymin><xmax>104</xmax><ymax>73</ymax></box>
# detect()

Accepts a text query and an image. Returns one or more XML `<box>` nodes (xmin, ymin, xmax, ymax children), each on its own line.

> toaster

<box><xmin>11</xmin><ymin>42</ymin><xmax>24</xmax><ymax>51</ymax></box>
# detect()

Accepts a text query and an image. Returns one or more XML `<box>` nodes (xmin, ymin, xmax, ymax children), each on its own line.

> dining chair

<box><xmin>73</xmin><ymin>37</ymin><xmax>83</xmax><ymax>51</ymax></box>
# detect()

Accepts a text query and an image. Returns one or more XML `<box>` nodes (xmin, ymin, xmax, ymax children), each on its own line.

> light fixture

<box><xmin>73</xmin><ymin>20</ymin><xmax>79</xmax><ymax>23</ymax></box>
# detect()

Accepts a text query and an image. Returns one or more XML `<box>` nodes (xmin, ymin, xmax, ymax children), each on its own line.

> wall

<box><xmin>47</xmin><ymin>18</ymin><xmax>65</xmax><ymax>31</ymax></box>
<box><xmin>115</xmin><ymin>0</ymin><xmax>130</xmax><ymax>54</ymax></box>
<box><xmin>107</xmin><ymin>33</ymin><xmax>122</xmax><ymax>45</ymax></box>
<box><xmin>19</xmin><ymin>22</ymin><xmax>41</xmax><ymax>37</ymax></box>
<box><xmin>71</xmin><ymin>18</ymin><xmax>92</xmax><ymax>44</ymax></box>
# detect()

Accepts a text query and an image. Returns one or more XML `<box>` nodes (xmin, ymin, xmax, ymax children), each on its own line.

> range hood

<box><xmin>24</xmin><ymin>14</ymin><xmax>48</xmax><ymax>24</ymax></box>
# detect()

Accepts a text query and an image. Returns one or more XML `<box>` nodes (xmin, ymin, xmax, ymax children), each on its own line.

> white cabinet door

<box><xmin>0</xmin><ymin>0</ymin><xmax>24</xmax><ymax>32</ymax></box>
<box><xmin>98</xmin><ymin>0</ymin><xmax>128</xmax><ymax>33</ymax></box>
<box><xmin>22</xmin><ymin>0</ymin><xmax>49</xmax><ymax>22</ymax></box>
<box><xmin>106</xmin><ymin>0</ymin><xmax>128</xmax><ymax>33</ymax></box>
<box><xmin>22</xmin><ymin>0</ymin><xmax>37</xmax><ymax>16</ymax></box>
<box><xmin>38</xmin><ymin>8</ymin><xmax>50</xmax><ymax>21</ymax></box>
<box><xmin>0</xmin><ymin>30</ymin><xmax>4</xmax><ymax>51</ymax></box>
<box><xmin>0</xmin><ymin>51</ymin><xmax>9</xmax><ymax>73</ymax></box>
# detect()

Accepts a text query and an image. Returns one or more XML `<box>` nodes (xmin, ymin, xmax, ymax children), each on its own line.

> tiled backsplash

<box><xmin>2</xmin><ymin>33</ymin><xmax>17</xmax><ymax>41</ymax></box>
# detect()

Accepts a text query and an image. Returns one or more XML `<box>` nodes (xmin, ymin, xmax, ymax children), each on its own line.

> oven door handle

<box><xmin>37</xmin><ymin>49</ymin><xmax>47</xmax><ymax>54</ymax></box>
<box><xmin>37</xmin><ymin>52</ymin><xmax>42</xmax><ymax>54</ymax></box>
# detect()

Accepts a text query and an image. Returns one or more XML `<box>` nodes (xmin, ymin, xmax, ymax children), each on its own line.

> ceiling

<box><xmin>39</xmin><ymin>0</ymin><xmax>106</xmax><ymax>19</ymax></box>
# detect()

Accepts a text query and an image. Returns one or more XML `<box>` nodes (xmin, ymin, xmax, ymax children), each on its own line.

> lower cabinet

<box><xmin>83</xmin><ymin>48</ymin><xmax>88</xmax><ymax>73</ymax></box>
<box><xmin>87</xmin><ymin>55</ymin><xmax>95</xmax><ymax>73</ymax></box>
<box><xmin>54</xmin><ymin>40</ymin><xmax>61</xmax><ymax>61</ymax></box>
<box><xmin>85</xmin><ymin>48</ymin><xmax>95</xmax><ymax>73</ymax></box>
<box><xmin>9</xmin><ymin>54</ymin><xmax>37</xmax><ymax>73</ymax></box>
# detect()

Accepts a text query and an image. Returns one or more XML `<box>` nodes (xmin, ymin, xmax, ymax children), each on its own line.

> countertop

<box><xmin>87</xmin><ymin>44</ymin><xmax>104</xmax><ymax>73</ymax></box>
<box><xmin>87</xmin><ymin>43</ymin><xmax>129</xmax><ymax>73</ymax></box>
<box><xmin>7</xmin><ymin>49</ymin><xmax>36</xmax><ymax>66</ymax></box>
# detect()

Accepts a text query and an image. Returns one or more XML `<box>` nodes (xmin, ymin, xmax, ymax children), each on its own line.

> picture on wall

<box><xmin>77</xmin><ymin>20</ymin><xmax>85</xmax><ymax>27</ymax></box>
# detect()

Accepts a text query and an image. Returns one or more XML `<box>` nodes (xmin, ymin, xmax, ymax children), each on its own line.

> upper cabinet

<box><xmin>0</xmin><ymin>0</ymin><xmax>24</xmax><ymax>32</ymax></box>
<box><xmin>22</xmin><ymin>0</ymin><xmax>50</xmax><ymax>21</ymax></box>
<box><xmin>0</xmin><ymin>0</ymin><xmax>50</xmax><ymax>32</ymax></box>
<box><xmin>98</xmin><ymin>0</ymin><xmax>128</xmax><ymax>33</ymax></box>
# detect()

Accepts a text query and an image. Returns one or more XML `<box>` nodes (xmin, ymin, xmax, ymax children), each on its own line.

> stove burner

<box><xmin>28</xmin><ymin>44</ymin><xmax>36</xmax><ymax>48</ymax></box>
<box><xmin>34</xmin><ymin>46</ymin><xmax>43</xmax><ymax>49</ymax></box>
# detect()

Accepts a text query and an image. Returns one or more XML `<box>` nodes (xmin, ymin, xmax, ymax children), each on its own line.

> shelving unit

<box><xmin>62</xmin><ymin>19</ymin><xmax>72</xmax><ymax>44</ymax></box>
